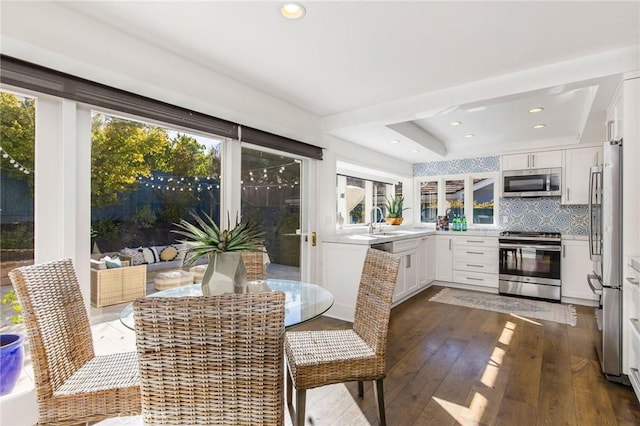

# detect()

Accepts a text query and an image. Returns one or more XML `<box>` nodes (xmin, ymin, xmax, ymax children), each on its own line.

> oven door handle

<box><xmin>499</xmin><ymin>243</ymin><xmax>562</xmax><ymax>251</ymax></box>
<box><xmin>587</xmin><ymin>274</ymin><xmax>603</xmax><ymax>296</ymax></box>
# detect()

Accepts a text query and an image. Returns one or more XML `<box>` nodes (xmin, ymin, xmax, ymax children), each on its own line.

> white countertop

<box><xmin>325</xmin><ymin>227</ymin><xmax>500</xmax><ymax>245</ymax></box>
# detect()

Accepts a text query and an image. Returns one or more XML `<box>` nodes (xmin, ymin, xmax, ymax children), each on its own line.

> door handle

<box><xmin>587</xmin><ymin>274</ymin><xmax>603</xmax><ymax>296</ymax></box>
<box><xmin>311</xmin><ymin>232</ymin><xmax>317</xmax><ymax>247</ymax></box>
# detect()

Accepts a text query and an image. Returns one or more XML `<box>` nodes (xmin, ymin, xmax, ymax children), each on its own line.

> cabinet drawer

<box><xmin>452</xmin><ymin>270</ymin><xmax>498</xmax><ymax>288</ymax></box>
<box><xmin>454</xmin><ymin>237</ymin><xmax>498</xmax><ymax>248</ymax></box>
<box><xmin>453</xmin><ymin>257</ymin><xmax>498</xmax><ymax>274</ymax></box>
<box><xmin>453</xmin><ymin>246</ymin><xmax>498</xmax><ymax>262</ymax></box>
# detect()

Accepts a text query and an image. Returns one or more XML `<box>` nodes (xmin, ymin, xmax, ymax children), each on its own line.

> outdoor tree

<box><xmin>0</xmin><ymin>92</ymin><xmax>35</xmax><ymax>183</ymax></box>
<box><xmin>91</xmin><ymin>114</ymin><xmax>170</xmax><ymax>207</ymax></box>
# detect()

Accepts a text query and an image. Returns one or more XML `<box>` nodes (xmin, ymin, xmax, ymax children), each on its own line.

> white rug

<box><xmin>429</xmin><ymin>288</ymin><xmax>577</xmax><ymax>326</ymax></box>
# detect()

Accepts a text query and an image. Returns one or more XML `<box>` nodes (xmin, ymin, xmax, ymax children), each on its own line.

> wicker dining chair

<box><xmin>284</xmin><ymin>248</ymin><xmax>400</xmax><ymax>426</ymax></box>
<box><xmin>133</xmin><ymin>291</ymin><xmax>286</xmax><ymax>425</ymax></box>
<box><xmin>241</xmin><ymin>247</ymin><xmax>267</xmax><ymax>280</ymax></box>
<box><xmin>8</xmin><ymin>258</ymin><xmax>141</xmax><ymax>426</ymax></box>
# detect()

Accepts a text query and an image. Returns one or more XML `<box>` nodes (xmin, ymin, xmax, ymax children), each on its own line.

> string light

<box><xmin>0</xmin><ymin>146</ymin><xmax>33</xmax><ymax>174</ymax></box>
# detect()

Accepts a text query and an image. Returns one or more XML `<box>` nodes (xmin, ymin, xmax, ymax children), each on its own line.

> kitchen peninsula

<box><xmin>323</xmin><ymin>228</ymin><xmax>499</xmax><ymax>321</ymax></box>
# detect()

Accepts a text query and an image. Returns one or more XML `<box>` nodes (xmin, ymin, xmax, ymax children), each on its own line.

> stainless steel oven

<box><xmin>499</xmin><ymin>231</ymin><xmax>562</xmax><ymax>301</ymax></box>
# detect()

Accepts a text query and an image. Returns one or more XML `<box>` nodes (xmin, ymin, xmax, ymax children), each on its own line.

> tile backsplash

<box><xmin>413</xmin><ymin>155</ymin><xmax>589</xmax><ymax>235</ymax></box>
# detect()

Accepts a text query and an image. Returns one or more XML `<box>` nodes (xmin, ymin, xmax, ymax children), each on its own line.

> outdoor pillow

<box><xmin>141</xmin><ymin>246</ymin><xmax>160</xmax><ymax>264</ymax></box>
<box><xmin>159</xmin><ymin>245</ymin><xmax>179</xmax><ymax>261</ymax></box>
<box><xmin>120</xmin><ymin>247</ymin><xmax>145</xmax><ymax>265</ymax></box>
<box><xmin>102</xmin><ymin>255</ymin><xmax>122</xmax><ymax>269</ymax></box>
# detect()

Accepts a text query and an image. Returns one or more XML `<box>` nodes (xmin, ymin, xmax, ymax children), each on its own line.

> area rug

<box><xmin>429</xmin><ymin>288</ymin><xmax>577</xmax><ymax>326</ymax></box>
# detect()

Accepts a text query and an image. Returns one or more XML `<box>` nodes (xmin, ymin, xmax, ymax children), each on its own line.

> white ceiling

<box><xmin>1</xmin><ymin>1</ymin><xmax>639</xmax><ymax>163</ymax></box>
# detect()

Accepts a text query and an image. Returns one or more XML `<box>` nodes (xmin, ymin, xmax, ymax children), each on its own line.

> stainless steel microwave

<box><xmin>502</xmin><ymin>167</ymin><xmax>561</xmax><ymax>197</ymax></box>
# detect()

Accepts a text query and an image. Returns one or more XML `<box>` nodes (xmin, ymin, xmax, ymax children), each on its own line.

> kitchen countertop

<box><xmin>325</xmin><ymin>228</ymin><xmax>499</xmax><ymax>245</ymax></box>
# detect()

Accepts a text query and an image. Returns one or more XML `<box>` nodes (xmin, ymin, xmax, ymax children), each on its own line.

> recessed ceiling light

<box><xmin>449</xmin><ymin>121</ymin><xmax>462</xmax><ymax>127</ymax></box>
<box><xmin>528</xmin><ymin>107</ymin><xmax>544</xmax><ymax>113</ymax></box>
<box><xmin>532</xmin><ymin>124</ymin><xmax>546</xmax><ymax>129</ymax></box>
<box><xmin>464</xmin><ymin>134</ymin><xmax>474</xmax><ymax>139</ymax></box>
<box><xmin>389</xmin><ymin>140</ymin><xmax>400</xmax><ymax>144</ymax></box>
<box><xmin>279</xmin><ymin>2</ymin><xmax>306</xmax><ymax>19</ymax></box>
<box><xmin>411</xmin><ymin>149</ymin><xmax>420</xmax><ymax>153</ymax></box>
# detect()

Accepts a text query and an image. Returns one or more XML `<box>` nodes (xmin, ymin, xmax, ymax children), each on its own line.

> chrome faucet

<box><xmin>369</xmin><ymin>206</ymin><xmax>384</xmax><ymax>234</ymax></box>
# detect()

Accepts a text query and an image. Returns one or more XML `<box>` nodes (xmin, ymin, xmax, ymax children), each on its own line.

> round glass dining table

<box><xmin>120</xmin><ymin>279</ymin><xmax>334</xmax><ymax>329</ymax></box>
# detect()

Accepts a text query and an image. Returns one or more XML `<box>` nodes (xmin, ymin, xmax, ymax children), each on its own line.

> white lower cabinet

<box><xmin>435</xmin><ymin>235</ymin><xmax>453</xmax><ymax>281</ymax></box>
<box><xmin>394</xmin><ymin>248</ymin><xmax>418</xmax><ymax>303</ymax></box>
<box><xmin>625</xmin><ymin>257</ymin><xmax>640</xmax><ymax>402</ymax></box>
<box><xmin>418</xmin><ymin>235</ymin><xmax>436</xmax><ymax>286</ymax></box>
<box><xmin>561</xmin><ymin>239</ymin><xmax>599</xmax><ymax>305</ymax></box>
<box><xmin>451</xmin><ymin>236</ymin><xmax>499</xmax><ymax>290</ymax></box>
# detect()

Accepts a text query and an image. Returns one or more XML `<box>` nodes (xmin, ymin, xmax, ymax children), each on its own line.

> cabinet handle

<box><xmin>531</xmin><ymin>154</ymin><xmax>534</xmax><ymax>168</ymax></box>
<box><xmin>466</xmin><ymin>240</ymin><xmax>483</xmax><ymax>244</ymax></box>
<box><xmin>628</xmin><ymin>277</ymin><xmax>639</xmax><ymax>285</ymax></box>
<box><xmin>566</xmin><ymin>188</ymin><xmax>570</xmax><ymax>201</ymax></box>
<box><xmin>449</xmin><ymin>240</ymin><xmax>451</xmax><ymax>250</ymax></box>
<box><xmin>467</xmin><ymin>277</ymin><xmax>484</xmax><ymax>281</ymax></box>
<box><xmin>527</xmin><ymin>154</ymin><xmax>530</xmax><ymax>168</ymax></box>
<box><xmin>466</xmin><ymin>264</ymin><xmax>484</xmax><ymax>268</ymax></box>
<box><xmin>562</xmin><ymin>245</ymin><xmax>566</xmax><ymax>258</ymax></box>
<box><xmin>466</xmin><ymin>251</ymin><xmax>484</xmax><ymax>255</ymax></box>
<box><xmin>406</xmin><ymin>254</ymin><xmax>411</xmax><ymax>269</ymax></box>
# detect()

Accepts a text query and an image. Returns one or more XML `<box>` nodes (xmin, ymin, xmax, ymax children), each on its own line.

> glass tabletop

<box><xmin>120</xmin><ymin>279</ymin><xmax>334</xmax><ymax>329</ymax></box>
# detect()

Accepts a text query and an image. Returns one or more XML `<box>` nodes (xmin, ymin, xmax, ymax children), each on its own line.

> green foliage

<box><xmin>385</xmin><ymin>195</ymin><xmax>409</xmax><ymax>218</ymax></box>
<box><xmin>0</xmin><ymin>224</ymin><xmax>33</xmax><ymax>249</ymax></box>
<box><xmin>1</xmin><ymin>290</ymin><xmax>22</xmax><ymax>325</ymax></box>
<box><xmin>0</xmin><ymin>92</ymin><xmax>35</xmax><ymax>186</ymax></box>
<box><xmin>91</xmin><ymin>219</ymin><xmax>121</xmax><ymax>241</ymax></box>
<box><xmin>172</xmin><ymin>211</ymin><xmax>265</xmax><ymax>265</ymax></box>
<box><xmin>132</xmin><ymin>205</ymin><xmax>157</xmax><ymax>229</ymax></box>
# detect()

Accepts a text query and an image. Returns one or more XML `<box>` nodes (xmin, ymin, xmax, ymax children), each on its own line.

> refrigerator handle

<box><xmin>588</xmin><ymin>170</ymin><xmax>595</xmax><ymax>260</ymax></box>
<box><xmin>587</xmin><ymin>274</ymin><xmax>603</xmax><ymax>296</ymax></box>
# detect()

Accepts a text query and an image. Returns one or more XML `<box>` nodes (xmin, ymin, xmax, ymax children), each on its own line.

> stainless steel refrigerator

<box><xmin>587</xmin><ymin>139</ymin><xmax>626</xmax><ymax>383</ymax></box>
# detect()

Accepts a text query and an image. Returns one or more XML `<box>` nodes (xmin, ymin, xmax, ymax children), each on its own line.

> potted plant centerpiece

<box><xmin>384</xmin><ymin>195</ymin><xmax>409</xmax><ymax>225</ymax></box>
<box><xmin>173</xmin><ymin>211</ymin><xmax>264</xmax><ymax>295</ymax></box>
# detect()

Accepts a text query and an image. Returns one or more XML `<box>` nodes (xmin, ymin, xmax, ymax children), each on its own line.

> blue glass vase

<box><xmin>0</xmin><ymin>334</ymin><xmax>25</xmax><ymax>396</ymax></box>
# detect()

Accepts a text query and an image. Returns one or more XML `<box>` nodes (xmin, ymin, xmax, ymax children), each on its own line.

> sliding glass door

<box><xmin>241</xmin><ymin>147</ymin><xmax>301</xmax><ymax>280</ymax></box>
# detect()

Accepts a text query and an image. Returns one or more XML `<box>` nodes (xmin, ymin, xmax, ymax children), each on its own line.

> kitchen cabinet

<box><xmin>435</xmin><ymin>235</ymin><xmax>453</xmax><ymax>282</ymax></box>
<box><xmin>606</xmin><ymin>82</ymin><xmax>624</xmax><ymax>141</ymax></box>
<box><xmin>562</xmin><ymin>146</ymin><xmax>602</xmax><ymax>205</ymax></box>
<box><xmin>560</xmin><ymin>239</ymin><xmax>598</xmax><ymax>305</ymax></box>
<box><xmin>418</xmin><ymin>235</ymin><xmax>436</xmax><ymax>286</ymax></box>
<box><xmin>451</xmin><ymin>236</ymin><xmax>498</xmax><ymax>289</ymax></box>
<box><xmin>501</xmin><ymin>150</ymin><xmax>562</xmax><ymax>171</ymax></box>
<box><xmin>625</xmin><ymin>256</ymin><xmax>640</xmax><ymax>402</ymax></box>
<box><xmin>394</xmin><ymin>248</ymin><xmax>418</xmax><ymax>303</ymax></box>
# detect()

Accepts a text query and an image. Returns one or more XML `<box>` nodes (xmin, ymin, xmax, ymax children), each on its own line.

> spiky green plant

<box><xmin>172</xmin><ymin>211</ymin><xmax>264</xmax><ymax>265</ymax></box>
<box><xmin>384</xmin><ymin>195</ymin><xmax>409</xmax><ymax>218</ymax></box>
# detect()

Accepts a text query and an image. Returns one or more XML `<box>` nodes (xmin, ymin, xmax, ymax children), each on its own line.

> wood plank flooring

<box><xmin>286</xmin><ymin>285</ymin><xmax>640</xmax><ymax>426</ymax></box>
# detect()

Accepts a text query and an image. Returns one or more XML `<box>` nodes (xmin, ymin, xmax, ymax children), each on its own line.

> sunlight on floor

<box><xmin>510</xmin><ymin>313</ymin><xmax>542</xmax><ymax>326</ymax></box>
<box><xmin>433</xmin><ymin>392</ymin><xmax>488</xmax><ymax>425</ymax></box>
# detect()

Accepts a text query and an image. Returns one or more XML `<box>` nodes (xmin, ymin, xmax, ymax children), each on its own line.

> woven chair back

<box><xmin>133</xmin><ymin>291</ymin><xmax>285</xmax><ymax>425</ymax></box>
<box><xmin>353</xmin><ymin>248</ymin><xmax>400</xmax><ymax>357</ymax></box>
<box><xmin>8</xmin><ymin>258</ymin><xmax>95</xmax><ymax>398</ymax></box>
<box><xmin>241</xmin><ymin>247</ymin><xmax>266</xmax><ymax>281</ymax></box>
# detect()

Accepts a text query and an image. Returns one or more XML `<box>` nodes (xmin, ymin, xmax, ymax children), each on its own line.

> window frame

<box><xmin>414</xmin><ymin>171</ymin><xmax>499</xmax><ymax>228</ymax></box>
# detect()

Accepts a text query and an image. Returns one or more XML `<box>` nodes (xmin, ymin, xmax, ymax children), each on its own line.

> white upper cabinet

<box><xmin>501</xmin><ymin>150</ymin><xmax>562</xmax><ymax>171</ymax></box>
<box><xmin>562</xmin><ymin>146</ymin><xmax>602</xmax><ymax>205</ymax></box>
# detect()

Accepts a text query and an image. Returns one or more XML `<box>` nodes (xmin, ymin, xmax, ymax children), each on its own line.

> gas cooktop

<box><xmin>499</xmin><ymin>231</ymin><xmax>562</xmax><ymax>241</ymax></box>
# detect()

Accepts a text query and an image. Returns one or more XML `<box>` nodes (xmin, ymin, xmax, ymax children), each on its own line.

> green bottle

<box><xmin>461</xmin><ymin>216</ymin><xmax>467</xmax><ymax>231</ymax></box>
<box><xmin>452</xmin><ymin>215</ymin><xmax>460</xmax><ymax>231</ymax></box>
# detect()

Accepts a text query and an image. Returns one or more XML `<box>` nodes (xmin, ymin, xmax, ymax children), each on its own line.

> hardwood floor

<box><xmin>287</xmin><ymin>285</ymin><xmax>640</xmax><ymax>426</ymax></box>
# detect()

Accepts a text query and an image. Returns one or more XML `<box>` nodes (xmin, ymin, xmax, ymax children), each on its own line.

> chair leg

<box><xmin>296</xmin><ymin>388</ymin><xmax>306</xmax><ymax>426</ymax></box>
<box><xmin>358</xmin><ymin>380</ymin><xmax>364</xmax><ymax>397</ymax></box>
<box><xmin>374</xmin><ymin>378</ymin><xmax>386</xmax><ymax>426</ymax></box>
<box><xmin>286</xmin><ymin>366</ymin><xmax>293</xmax><ymax>408</ymax></box>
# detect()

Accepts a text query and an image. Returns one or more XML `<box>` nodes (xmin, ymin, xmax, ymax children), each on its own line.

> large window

<box><xmin>0</xmin><ymin>90</ymin><xmax>35</xmax><ymax>328</ymax></box>
<box><xmin>336</xmin><ymin>174</ymin><xmax>399</xmax><ymax>228</ymax></box>
<box><xmin>90</xmin><ymin>112</ymin><xmax>222</xmax><ymax>255</ymax></box>
<box><xmin>416</xmin><ymin>172</ymin><xmax>498</xmax><ymax>227</ymax></box>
